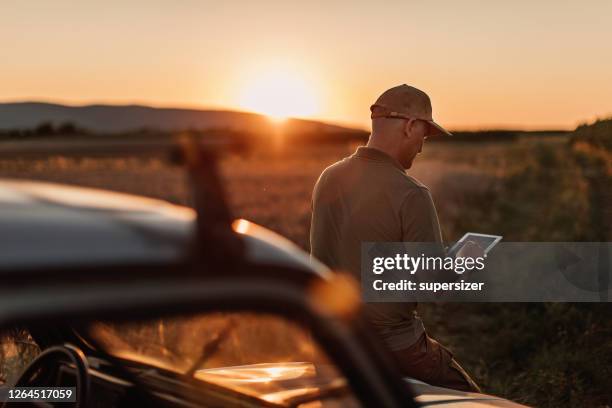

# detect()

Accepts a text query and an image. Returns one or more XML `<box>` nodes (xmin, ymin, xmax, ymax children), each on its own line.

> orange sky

<box><xmin>2</xmin><ymin>0</ymin><xmax>611</xmax><ymax>130</ymax></box>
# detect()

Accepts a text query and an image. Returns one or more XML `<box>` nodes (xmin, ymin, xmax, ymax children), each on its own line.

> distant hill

<box><xmin>0</xmin><ymin>102</ymin><xmax>364</xmax><ymax>136</ymax></box>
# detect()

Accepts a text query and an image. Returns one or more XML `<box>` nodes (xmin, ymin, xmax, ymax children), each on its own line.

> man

<box><xmin>310</xmin><ymin>84</ymin><xmax>481</xmax><ymax>392</ymax></box>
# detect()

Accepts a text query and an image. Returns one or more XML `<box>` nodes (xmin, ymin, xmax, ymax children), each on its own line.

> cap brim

<box><xmin>427</xmin><ymin>120</ymin><xmax>452</xmax><ymax>137</ymax></box>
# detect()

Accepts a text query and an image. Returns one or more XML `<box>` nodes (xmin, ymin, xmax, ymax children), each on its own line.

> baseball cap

<box><xmin>370</xmin><ymin>84</ymin><xmax>452</xmax><ymax>137</ymax></box>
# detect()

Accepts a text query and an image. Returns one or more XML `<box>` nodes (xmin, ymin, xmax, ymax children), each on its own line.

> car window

<box><xmin>0</xmin><ymin>329</ymin><xmax>40</xmax><ymax>385</ymax></box>
<box><xmin>90</xmin><ymin>312</ymin><xmax>362</xmax><ymax>407</ymax></box>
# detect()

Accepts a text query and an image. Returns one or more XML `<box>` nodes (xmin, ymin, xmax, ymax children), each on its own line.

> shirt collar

<box><xmin>353</xmin><ymin>146</ymin><xmax>405</xmax><ymax>171</ymax></box>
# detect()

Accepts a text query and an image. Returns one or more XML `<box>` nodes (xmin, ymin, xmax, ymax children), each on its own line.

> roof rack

<box><xmin>0</xmin><ymin>134</ymin><xmax>245</xmax><ymax>262</ymax></box>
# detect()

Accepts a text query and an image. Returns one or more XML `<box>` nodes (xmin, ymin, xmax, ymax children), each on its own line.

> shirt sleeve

<box><xmin>400</xmin><ymin>187</ymin><xmax>444</xmax><ymax>244</ymax></box>
<box><xmin>401</xmin><ymin>187</ymin><xmax>463</xmax><ymax>284</ymax></box>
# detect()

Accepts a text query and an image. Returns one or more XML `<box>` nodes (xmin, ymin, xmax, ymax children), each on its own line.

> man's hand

<box><xmin>456</xmin><ymin>240</ymin><xmax>485</xmax><ymax>259</ymax></box>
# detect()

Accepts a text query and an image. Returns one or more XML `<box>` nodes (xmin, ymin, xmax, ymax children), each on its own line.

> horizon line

<box><xmin>1</xmin><ymin>98</ymin><xmax>607</xmax><ymax>133</ymax></box>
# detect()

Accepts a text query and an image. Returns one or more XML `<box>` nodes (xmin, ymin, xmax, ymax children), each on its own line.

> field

<box><xmin>1</xmin><ymin>129</ymin><xmax>611</xmax><ymax>407</ymax></box>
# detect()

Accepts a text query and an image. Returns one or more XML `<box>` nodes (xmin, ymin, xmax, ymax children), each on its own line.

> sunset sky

<box><xmin>2</xmin><ymin>0</ymin><xmax>611</xmax><ymax>130</ymax></box>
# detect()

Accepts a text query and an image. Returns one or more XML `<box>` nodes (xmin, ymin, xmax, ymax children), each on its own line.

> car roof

<box><xmin>0</xmin><ymin>178</ymin><xmax>330</xmax><ymax>279</ymax></box>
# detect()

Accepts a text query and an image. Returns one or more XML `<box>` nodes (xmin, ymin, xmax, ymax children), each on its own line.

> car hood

<box><xmin>196</xmin><ymin>362</ymin><xmax>526</xmax><ymax>407</ymax></box>
<box><xmin>0</xmin><ymin>178</ymin><xmax>329</xmax><ymax>279</ymax></box>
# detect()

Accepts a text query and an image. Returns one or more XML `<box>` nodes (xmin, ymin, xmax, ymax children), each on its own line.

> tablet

<box><xmin>448</xmin><ymin>233</ymin><xmax>502</xmax><ymax>257</ymax></box>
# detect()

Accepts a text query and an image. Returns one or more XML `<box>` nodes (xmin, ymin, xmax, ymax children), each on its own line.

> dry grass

<box><xmin>0</xmin><ymin>142</ymin><xmax>502</xmax><ymax>247</ymax></box>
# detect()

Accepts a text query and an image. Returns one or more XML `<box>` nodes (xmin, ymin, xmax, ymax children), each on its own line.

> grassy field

<box><xmin>0</xmin><ymin>128</ymin><xmax>610</xmax><ymax>406</ymax></box>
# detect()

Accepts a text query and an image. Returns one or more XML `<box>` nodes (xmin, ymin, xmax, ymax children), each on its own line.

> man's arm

<box><xmin>400</xmin><ymin>186</ymin><xmax>443</xmax><ymax>244</ymax></box>
<box><xmin>400</xmin><ymin>187</ymin><xmax>485</xmax><ymax>285</ymax></box>
<box><xmin>400</xmin><ymin>187</ymin><xmax>456</xmax><ymax>283</ymax></box>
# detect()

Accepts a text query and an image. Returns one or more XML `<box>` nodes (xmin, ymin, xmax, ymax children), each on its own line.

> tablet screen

<box><xmin>448</xmin><ymin>233</ymin><xmax>502</xmax><ymax>256</ymax></box>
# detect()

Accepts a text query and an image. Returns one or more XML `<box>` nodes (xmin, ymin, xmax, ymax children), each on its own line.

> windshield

<box><xmin>88</xmin><ymin>312</ymin><xmax>360</xmax><ymax>406</ymax></box>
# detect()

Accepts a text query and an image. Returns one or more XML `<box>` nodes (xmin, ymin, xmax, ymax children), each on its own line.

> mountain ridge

<box><xmin>0</xmin><ymin>101</ymin><xmax>364</xmax><ymax>135</ymax></box>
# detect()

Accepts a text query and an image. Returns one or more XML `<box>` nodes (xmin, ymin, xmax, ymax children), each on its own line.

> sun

<box><xmin>238</xmin><ymin>68</ymin><xmax>319</xmax><ymax>122</ymax></box>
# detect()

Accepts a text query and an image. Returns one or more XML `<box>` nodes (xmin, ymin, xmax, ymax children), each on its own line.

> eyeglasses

<box><xmin>378</xmin><ymin>115</ymin><xmax>432</xmax><ymax>139</ymax></box>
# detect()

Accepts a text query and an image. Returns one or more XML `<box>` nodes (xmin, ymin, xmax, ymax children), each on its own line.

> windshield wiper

<box><xmin>185</xmin><ymin>319</ymin><xmax>236</xmax><ymax>376</ymax></box>
<box><xmin>83</xmin><ymin>330</ymin><xmax>164</xmax><ymax>406</ymax></box>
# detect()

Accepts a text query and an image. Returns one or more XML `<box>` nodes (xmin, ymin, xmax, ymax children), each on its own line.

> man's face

<box><xmin>398</xmin><ymin>119</ymin><xmax>428</xmax><ymax>169</ymax></box>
